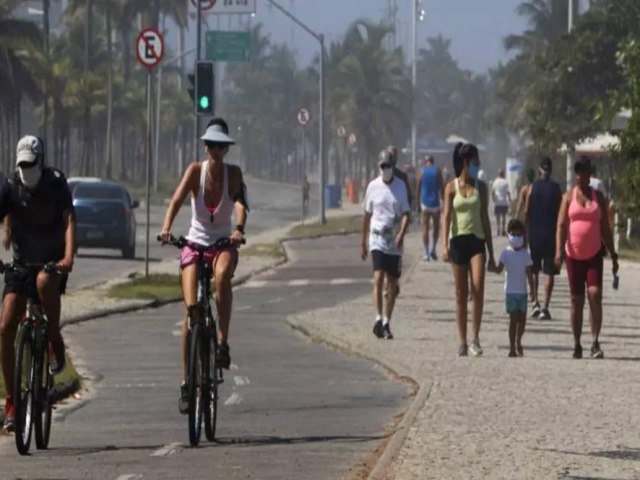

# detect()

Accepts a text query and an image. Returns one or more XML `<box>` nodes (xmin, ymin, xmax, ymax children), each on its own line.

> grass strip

<box><xmin>288</xmin><ymin>215</ymin><xmax>361</xmax><ymax>239</ymax></box>
<box><xmin>107</xmin><ymin>274</ymin><xmax>181</xmax><ymax>301</ymax></box>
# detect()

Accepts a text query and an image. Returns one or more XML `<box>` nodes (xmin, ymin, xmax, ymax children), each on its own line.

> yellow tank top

<box><xmin>451</xmin><ymin>179</ymin><xmax>484</xmax><ymax>239</ymax></box>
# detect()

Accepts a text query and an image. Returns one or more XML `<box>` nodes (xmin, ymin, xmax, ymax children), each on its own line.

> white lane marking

<box><xmin>265</xmin><ymin>297</ymin><xmax>284</xmax><ymax>305</ymax></box>
<box><xmin>151</xmin><ymin>442</ymin><xmax>181</xmax><ymax>457</ymax></box>
<box><xmin>115</xmin><ymin>475</ymin><xmax>143</xmax><ymax>480</ymax></box>
<box><xmin>224</xmin><ymin>393</ymin><xmax>242</xmax><ymax>405</ymax></box>
<box><xmin>174</xmin><ymin>321</ymin><xmax>183</xmax><ymax>327</ymax></box>
<box><xmin>230</xmin><ymin>363</ymin><xmax>239</xmax><ymax>370</ymax></box>
<box><xmin>233</xmin><ymin>376</ymin><xmax>250</xmax><ymax>386</ymax></box>
<box><xmin>289</xmin><ymin>279</ymin><xmax>310</xmax><ymax>286</ymax></box>
<box><xmin>235</xmin><ymin>305</ymin><xmax>252</xmax><ymax>311</ymax></box>
<box><xmin>330</xmin><ymin>278</ymin><xmax>357</xmax><ymax>285</ymax></box>
<box><xmin>244</xmin><ymin>280</ymin><xmax>267</xmax><ymax>288</ymax></box>
<box><xmin>112</xmin><ymin>383</ymin><xmax>162</xmax><ymax>388</ymax></box>
<box><xmin>171</xmin><ymin>330</ymin><xmax>181</xmax><ymax>337</ymax></box>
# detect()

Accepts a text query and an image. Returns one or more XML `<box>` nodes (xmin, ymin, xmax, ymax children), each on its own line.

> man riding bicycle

<box><xmin>160</xmin><ymin>118</ymin><xmax>248</xmax><ymax>413</ymax></box>
<box><xmin>0</xmin><ymin>135</ymin><xmax>75</xmax><ymax>431</ymax></box>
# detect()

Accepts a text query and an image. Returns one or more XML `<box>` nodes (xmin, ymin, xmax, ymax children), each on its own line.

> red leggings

<box><xmin>565</xmin><ymin>253</ymin><xmax>603</xmax><ymax>296</ymax></box>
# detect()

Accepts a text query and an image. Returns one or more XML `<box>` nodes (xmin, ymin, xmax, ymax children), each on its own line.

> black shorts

<box><xmin>371</xmin><ymin>250</ymin><xmax>402</xmax><ymax>279</ymax></box>
<box><xmin>449</xmin><ymin>234</ymin><xmax>486</xmax><ymax>266</ymax></box>
<box><xmin>530</xmin><ymin>247</ymin><xmax>559</xmax><ymax>276</ymax></box>
<box><xmin>494</xmin><ymin>205</ymin><xmax>509</xmax><ymax>215</ymax></box>
<box><xmin>3</xmin><ymin>267</ymin><xmax>67</xmax><ymax>298</ymax></box>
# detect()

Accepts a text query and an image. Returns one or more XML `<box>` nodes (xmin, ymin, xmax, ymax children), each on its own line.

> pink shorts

<box><xmin>179</xmin><ymin>244</ymin><xmax>238</xmax><ymax>270</ymax></box>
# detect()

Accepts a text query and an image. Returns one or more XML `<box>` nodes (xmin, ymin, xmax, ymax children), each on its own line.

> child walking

<box><xmin>494</xmin><ymin>219</ymin><xmax>534</xmax><ymax>357</ymax></box>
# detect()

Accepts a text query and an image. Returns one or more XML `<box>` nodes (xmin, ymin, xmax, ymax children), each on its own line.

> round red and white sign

<box><xmin>348</xmin><ymin>133</ymin><xmax>357</xmax><ymax>146</ymax></box>
<box><xmin>190</xmin><ymin>0</ymin><xmax>216</xmax><ymax>10</ymax></box>
<box><xmin>337</xmin><ymin>126</ymin><xmax>347</xmax><ymax>138</ymax></box>
<box><xmin>136</xmin><ymin>27</ymin><xmax>164</xmax><ymax>69</ymax></box>
<box><xmin>297</xmin><ymin>108</ymin><xmax>311</xmax><ymax>126</ymax></box>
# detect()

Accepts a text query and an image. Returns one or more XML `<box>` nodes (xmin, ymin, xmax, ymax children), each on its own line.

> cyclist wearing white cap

<box><xmin>160</xmin><ymin>118</ymin><xmax>248</xmax><ymax>412</ymax></box>
<box><xmin>0</xmin><ymin>135</ymin><xmax>75</xmax><ymax>431</ymax></box>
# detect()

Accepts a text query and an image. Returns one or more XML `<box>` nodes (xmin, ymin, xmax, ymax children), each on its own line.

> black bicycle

<box><xmin>0</xmin><ymin>262</ymin><xmax>60</xmax><ymax>455</ymax></box>
<box><xmin>158</xmin><ymin>235</ymin><xmax>243</xmax><ymax>446</ymax></box>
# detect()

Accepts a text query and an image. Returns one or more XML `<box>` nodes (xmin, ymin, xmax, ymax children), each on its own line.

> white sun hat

<box><xmin>200</xmin><ymin>124</ymin><xmax>235</xmax><ymax>145</ymax></box>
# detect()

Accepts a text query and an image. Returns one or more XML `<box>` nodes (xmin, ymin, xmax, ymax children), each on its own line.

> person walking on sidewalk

<box><xmin>442</xmin><ymin>142</ymin><xmax>496</xmax><ymax>357</ymax></box>
<box><xmin>494</xmin><ymin>219</ymin><xmax>534</xmax><ymax>357</ymax></box>
<box><xmin>491</xmin><ymin>168</ymin><xmax>511</xmax><ymax>236</ymax></box>
<box><xmin>361</xmin><ymin>150</ymin><xmax>411</xmax><ymax>340</ymax></box>
<box><xmin>301</xmin><ymin>175</ymin><xmax>310</xmax><ymax>220</ymax></box>
<box><xmin>515</xmin><ymin>168</ymin><xmax>535</xmax><ymax>220</ymax></box>
<box><xmin>416</xmin><ymin>156</ymin><xmax>443</xmax><ymax>261</ymax></box>
<box><xmin>555</xmin><ymin>156</ymin><xmax>618</xmax><ymax>359</ymax></box>
<box><xmin>525</xmin><ymin>157</ymin><xmax>562</xmax><ymax>320</ymax></box>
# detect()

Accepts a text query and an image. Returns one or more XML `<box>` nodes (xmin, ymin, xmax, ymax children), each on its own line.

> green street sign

<box><xmin>205</xmin><ymin>31</ymin><xmax>251</xmax><ymax>62</ymax></box>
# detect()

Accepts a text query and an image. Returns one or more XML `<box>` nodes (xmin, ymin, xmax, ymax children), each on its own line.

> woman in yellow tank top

<box><xmin>442</xmin><ymin>142</ymin><xmax>495</xmax><ymax>357</ymax></box>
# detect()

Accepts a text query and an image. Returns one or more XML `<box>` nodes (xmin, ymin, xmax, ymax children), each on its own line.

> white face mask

<box><xmin>508</xmin><ymin>234</ymin><xmax>524</xmax><ymax>249</ymax></box>
<box><xmin>381</xmin><ymin>168</ymin><xmax>394</xmax><ymax>182</ymax></box>
<box><xmin>18</xmin><ymin>165</ymin><xmax>42</xmax><ymax>188</ymax></box>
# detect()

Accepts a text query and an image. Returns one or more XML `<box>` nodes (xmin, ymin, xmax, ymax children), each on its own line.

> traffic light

<box><xmin>187</xmin><ymin>73</ymin><xmax>195</xmax><ymax>103</ymax></box>
<box><xmin>195</xmin><ymin>60</ymin><xmax>214</xmax><ymax>115</ymax></box>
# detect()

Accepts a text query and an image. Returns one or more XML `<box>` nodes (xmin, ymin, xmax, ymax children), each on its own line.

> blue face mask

<box><xmin>468</xmin><ymin>164</ymin><xmax>479</xmax><ymax>180</ymax></box>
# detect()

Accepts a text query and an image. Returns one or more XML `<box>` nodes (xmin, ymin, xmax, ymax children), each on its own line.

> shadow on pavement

<box><xmin>208</xmin><ymin>433</ymin><xmax>387</xmax><ymax>448</ymax></box>
<box><xmin>76</xmin><ymin>253</ymin><xmax>162</xmax><ymax>263</ymax></box>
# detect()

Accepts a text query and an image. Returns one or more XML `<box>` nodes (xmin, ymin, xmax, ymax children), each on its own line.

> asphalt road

<box><xmin>63</xmin><ymin>176</ymin><xmax>314</xmax><ymax>290</ymax></box>
<box><xmin>0</xmin><ymin>236</ymin><xmax>408</xmax><ymax>479</ymax></box>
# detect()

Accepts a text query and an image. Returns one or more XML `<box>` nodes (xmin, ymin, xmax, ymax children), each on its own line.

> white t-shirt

<box><xmin>364</xmin><ymin>176</ymin><xmax>410</xmax><ymax>255</ymax></box>
<box><xmin>492</xmin><ymin>177</ymin><xmax>510</xmax><ymax>207</ymax></box>
<box><xmin>498</xmin><ymin>247</ymin><xmax>533</xmax><ymax>294</ymax></box>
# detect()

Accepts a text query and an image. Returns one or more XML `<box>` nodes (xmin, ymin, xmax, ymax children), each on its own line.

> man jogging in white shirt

<box><xmin>361</xmin><ymin>150</ymin><xmax>411</xmax><ymax>340</ymax></box>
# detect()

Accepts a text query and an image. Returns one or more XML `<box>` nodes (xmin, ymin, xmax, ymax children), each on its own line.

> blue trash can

<box><xmin>324</xmin><ymin>184</ymin><xmax>341</xmax><ymax>209</ymax></box>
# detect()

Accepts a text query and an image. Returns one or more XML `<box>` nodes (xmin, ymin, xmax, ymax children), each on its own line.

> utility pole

<box><xmin>411</xmin><ymin>0</ymin><xmax>417</xmax><ymax>168</ymax></box>
<box><xmin>566</xmin><ymin>0</ymin><xmax>574</xmax><ymax>192</ymax></box>
<box><xmin>43</xmin><ymin>0</ymin><xmax>50</xmax><ymax>160</ymax></box>
<box><xmin>194</xmin><ymin>1</ymin><xmax>202</xmax><ymax>160</ymax></box>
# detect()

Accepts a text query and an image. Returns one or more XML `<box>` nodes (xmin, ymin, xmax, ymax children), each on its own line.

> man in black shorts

<box><xmin>525</xmin><ymin>156</ymin><xmax>562</xmax><ymax>320</ymax></box>
<box><xmin>0</xmin><ymin>135</ymin><xmax>75</xmax><ymax>431</ymax></box>
<box><xmin>361</xmin><ymin>151</ymin><xmax>410</xmax><ymax>340</ymax></box>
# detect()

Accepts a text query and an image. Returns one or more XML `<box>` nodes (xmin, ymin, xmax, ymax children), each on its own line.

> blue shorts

<box><xmin>505</xmin><ymin>294</ymin><xmax>528</xmax><ymax>314</ymax></box>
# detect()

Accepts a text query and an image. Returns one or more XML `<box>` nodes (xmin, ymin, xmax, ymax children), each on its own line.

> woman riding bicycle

<box><xmin>160</xmin><ymin>118</ymin><xmax>248</xmax><ymax>412</ymax></box>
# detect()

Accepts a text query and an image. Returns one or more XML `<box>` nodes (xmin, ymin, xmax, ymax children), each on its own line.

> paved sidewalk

<box><xmin>288</xmin><ymin>231</ymin><xmax>640</xmax><ymax>480</ymax></box>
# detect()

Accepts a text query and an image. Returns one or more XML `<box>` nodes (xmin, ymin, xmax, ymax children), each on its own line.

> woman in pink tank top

<box><xmin>555</xmin><ymin>157</ymin><xmax>618</xmax><ymax>360</ymax></box>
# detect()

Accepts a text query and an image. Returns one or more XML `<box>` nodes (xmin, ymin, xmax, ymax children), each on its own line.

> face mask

<box><xmin>381</xmin><ymin>168</ymin><xmax>394</xmax><ymax>182</ymax></box>
<box><xmin>18</xmin><ymin>165</ymin><xmax>42</xmax><ymax>188</ymax></box>
<box><xmin>468</xmin><ymin>164</ymin><xmax>479</xmax><ymax>180</ymax></box>
<box><xmin>508</xmin><ymin>235</ymin><xmax>524</xmax><ymax>249</ymax></box>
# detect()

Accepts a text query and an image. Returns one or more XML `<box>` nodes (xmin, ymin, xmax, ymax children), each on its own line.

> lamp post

<box><xmin>267</xmin><ymin>0</ymin><xmax>326</xmax><ymax>224</ymax></box>
<box><xmin>566</xmin><ymin>0</ymin><xmax>574</xmax><ymax>192</ymax></box>
<box><xmin>411</xmin><ymin>0</ymin><xmax>425</xmax><ymax>168</ymax></box>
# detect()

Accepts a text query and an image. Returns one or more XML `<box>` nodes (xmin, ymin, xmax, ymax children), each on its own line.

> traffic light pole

<box><xmin>145</xmin><ymin>70</ymin><xmax>152</xmax><ymax>277</ymax></box>
<box><xmin>267</xmin><ymin>0</ymin><xmax>326</xmax><ymax>224</ymax></box>
<box><xmin>194</xmin><ymin>0</ymin><xmax>202</xmax><ymax>161</ymax></box>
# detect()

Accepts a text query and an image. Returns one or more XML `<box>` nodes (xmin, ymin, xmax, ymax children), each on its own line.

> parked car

<box><xmin>67</xmin><ymin>176</ymin><xmax>101</xmax><ymax>195</ymax></box>
<box><xmin>73</xmin><ymin>181</ymin><xmax>139</xmax><ymax>258</ymax></box>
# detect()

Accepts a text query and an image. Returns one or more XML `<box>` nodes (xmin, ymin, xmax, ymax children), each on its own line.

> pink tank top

<box><xmin>565</xmin><ymin>187</ymin><xmax>601</xmax><ymax>260</ymax></box>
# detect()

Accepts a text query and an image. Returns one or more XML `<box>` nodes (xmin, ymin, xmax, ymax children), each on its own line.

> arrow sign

<box><xmin>136</xmin><ymin>27</ymin><xmax>164</xmax><ymax>69</ymax></box>
<box><xmin>297</xmin><ymin>107</ymin><xmax>311</xmax><ymax>126</ymax></box>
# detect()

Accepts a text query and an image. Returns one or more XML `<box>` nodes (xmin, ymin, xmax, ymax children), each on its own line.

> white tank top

<box><xmin>186</xmin><ymin>161</ymin><xmax>234</xmax><ymax>245</ymax></box>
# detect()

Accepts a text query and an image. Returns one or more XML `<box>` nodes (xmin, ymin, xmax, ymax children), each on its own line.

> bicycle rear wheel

<box><xmin>14</xmin><ymin>326</ymin><xmax>34</xmax><ymax>455</ymax></box>
<box><xmin>35</xmin><ymin>346</ymin><xmax>53</xmax><ymax>449</ymax></box>
<box><xmin>187</xmin><ymin>324</ymin><xmax>204</xmax><ymax>446</ymax></box>
<box><xmin>204</xmin><ymin>333</ymin><xmax>218</xmax><ymax>441</ymax></box>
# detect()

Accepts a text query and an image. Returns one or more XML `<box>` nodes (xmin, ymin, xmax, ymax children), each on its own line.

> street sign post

<box><xmin>211</xmin><ymin>0</ymin><xmax>256</xmax><ymax>14</ymax></box>
<box><xmin>205</xmin><ymin>31</ymin><xmax>251</xmax><ymax>62</ymax></box>
<box><xmin>136</xmin><ymin>27</ymin><xmax>164</xmax><ymax>278</ymax></box>
<box><xmin>297</xmin><ymin>107</ymin><xmax>310</xmax><ymax>126</ymax></box>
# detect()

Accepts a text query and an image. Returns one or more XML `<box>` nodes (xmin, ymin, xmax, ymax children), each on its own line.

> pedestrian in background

<box><xmin>556</xmin><ymin>156</ymin><xmax>618</xmax><ymax>359</ymax></box>
<box><xmin>494</xmin><ymin>219</ymin><xmax>534</xmax><ymax>357</ymax></box>
<box><xmin>515</xmin><ymin>168</ymin><xmax>535</xmax><ymax>220</ymax></box>
<box><xmin>442</xmin><ymin>142</ymin><xmax>496</xmax><ymax>357</ymax></box>
<box><xmin>416</xmin><ymin>156</ymin><xmax>443</xmax><ymax>261</ymax></box>
<box><xmin>525</xmin><ymin>157</ymin><xmax>562</xmax><ymax>320</ymax></box>
<box><xmin>491</xmin><ymin>168</ymin><xmax>511</xmax><ymax>236</ymax></box>
<box><xmin>301</xmin><ymin>175</ymin><xmax>310</xmax><ymax>220</ymax></box>
<box><xmin>361</xmin><ymin>150</ymin><xmax>411</xmax><ymax>340</ymax></box>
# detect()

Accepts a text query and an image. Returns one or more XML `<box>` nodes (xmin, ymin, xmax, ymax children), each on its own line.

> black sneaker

<box><xmin>430</xmin><ymin>251</ymin><xmax>438</xmax><ymax>261</ymax></box>
<box><xmin>531</xmin><ymin>303</ymin><xmax>541</xmax><ymax>318</ymax></box>
<box><xmin>216</xmin><ymin>343</ymin><xmax>231</xmax><ymax>370</ymax></box>
<box><xmin>49</xmin><ymin>335</ymin><xmax>66</xmax><ymax>375</ymax></box>
<box><xmin>373</xmin><ymin>319</ymin><xmax>384</xmax><ymax>339</ymax></box>
<box><xmin>539</xmin><ymin>308</ymin><xmax>552</xmax><ymax>320</ymax></box>
<box><xmin>178</xmin><ymin>383</ymin><xmax>188</xmax><ymax>414</ymax></box>
<box><xmin>573</xmin><ymin>344</ymin><xmax>583</xmax><ymax>359</ymax></box>
<box><xmin>383</xmin><ymin>323</ymin><xmax>393</xmax><ymax>340</ymax></box>
<box><xmin>591</xmin><ymin>341</ymin><xmax>604</xmax><ymax>359</ymax></box>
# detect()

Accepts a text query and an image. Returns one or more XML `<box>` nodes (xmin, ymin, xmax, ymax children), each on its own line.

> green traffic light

<box><xmin>199</xmin><ymin>96</ymin><xmax>210</xmax><ymax>110</ymax></box>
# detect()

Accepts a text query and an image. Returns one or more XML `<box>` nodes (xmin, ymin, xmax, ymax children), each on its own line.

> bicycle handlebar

<box><xmin>0</xmin><ymin>262</ymin><xmax>61</xmax><ymax>275</ymax></box>
<box><xmin>157</xmin><ymin>234</ymin><xmax>246</xmax><ymax>251</ymax></box>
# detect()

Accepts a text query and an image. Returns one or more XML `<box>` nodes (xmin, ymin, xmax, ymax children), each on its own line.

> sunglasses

<box><xmin>380</xmin><ymin>163</ymin><xmax>392</xmax><ymax>170</ymax></box>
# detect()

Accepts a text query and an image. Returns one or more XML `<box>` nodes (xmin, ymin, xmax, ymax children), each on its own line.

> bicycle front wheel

<box><xmin>35</xmin><ymin>346</ymin><xmax>53</xmax><ymax>449</ymax></box>
<box><xmin>14</xmin><ymin>326</ymin><xmax>34</xmax><ymax>455</ymax></box>
<box><xmin>187</xmin><ymin>324</ymin><xmax>204</xmax><ymax>446</ymax></box>
<box><xmin>204</xmin><ymin>332</ymin><xmax>218</xmax><ymax>441</ymax></box>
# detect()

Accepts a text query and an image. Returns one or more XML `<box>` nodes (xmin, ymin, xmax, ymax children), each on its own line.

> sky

<box><xmin>182</xmin><ymin>0</ymin><xmax>530</xmax><ymax>73</ymax></box>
